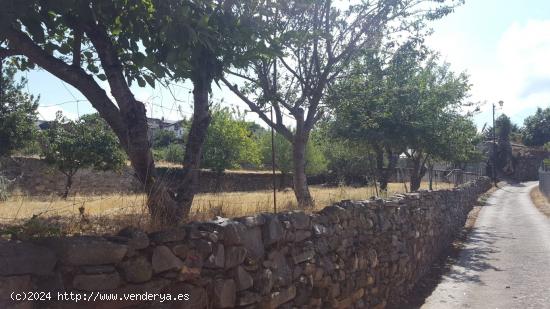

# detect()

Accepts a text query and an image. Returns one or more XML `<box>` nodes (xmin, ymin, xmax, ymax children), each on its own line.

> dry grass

<box><xmin>0</xmin><ymin>181</ymin><xmax>452</xmax><ymax>236</ymax></box>
<box><xmin>530</xmin><ymin>186</ymin><xmax>550</xmax><ymax>217</ymax></box>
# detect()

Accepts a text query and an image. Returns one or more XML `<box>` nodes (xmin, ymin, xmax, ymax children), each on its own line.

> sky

<box><xmin>19</xmin><ymin>0</ymin><xmax>550</xmax><ymax>131</ymax></box>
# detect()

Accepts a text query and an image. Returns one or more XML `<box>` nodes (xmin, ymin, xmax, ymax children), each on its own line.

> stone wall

<box><xmin>0</xmin><ymin>177</ymin><xmax>491</xmax><ymax>309</ymax></box>
<box><xmin>1</xmin><ymin>157</ymin><xmax>294</xmax><ymax>196</ymax></box>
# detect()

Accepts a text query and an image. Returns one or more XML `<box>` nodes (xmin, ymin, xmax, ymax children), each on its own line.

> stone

<box><xmin>225</xmin><ymin>246</ymin><xmax>247</xmax><ymax>269</ymax></box>
<box><xmin>205</xmin><ymin>244</ymin><xmax>225</xmax><ymax>268</ymax></box>
<box><xmin>269</xmin><ymin>251</ymin><xmax>292</xmax><ymax>287</ymax></box>
<box><xmin>81</xmin><ymin>265</ymin><xmax>116</xmax><ymax>274</ymax></box>
<box><xmin>152</xmin><ymin>245</ymin><xmax>183</xmax><ymax>274</ymax></box>
<box><xmin>222</xmin><ymin>221</ymin><xmax>247</xmax><ymax>246</ymax></box>
<box><xmin>172</xmin><ymin>244</ymin><xmax>190</xmax><ymax>259</ymax></box>
<box><xmin>0</xmin><ymin>242</ymin><xmax>56</xmax><ymax>276</ymax></box>
<box><xmin>237</xmin><ymin>291</ymin><xmax>262</xmax><ymax>306</ymax></box>
<box><xmin>0</xmin><ymin>275</ymin><xmax>33</xmax><ymax>309</ymax></box>
<box><xmin>35</xmin><ymin>236</ymin><xmax>127</xmax><ymax>266</ymax></box>
<box><xmin>253</xmin><ymin>269</ymin><xmax>274</xmax><ymax>295</ymax></box>
<box><xmin>289</xmin><ymin>211</ymin><xmax>311</xmax><ymax>229</ymax></box>
<box><xmin>178</xmin><ymin>264</ymin><xmax>202</xmax><ymax>281</ymax></box>
<box><xmin>120</xmin><ymin>255</ymin><xmax>152</xmax><ymax>283</ymax></box>
<box><xmin>233</xmin><ymin>266</ymin><xmax>253</xmax><ymax>291</ymax></box>
<box><xmin>294</xmin><ymin>230</ymin><xmax>312</xmax><ymax>242</ymax></box>
<box><xmin>236</xmin><ymin>214</ymin><xmax>265</xmax><ymax>228</ymax></box>
<box><xmin>213</xmin><ymin>279</ymin><xmax>236</xmax><ymax>308</ymax></box>
<box><xmin>241</xmin><ymin>227</ymin><xmax>264</xmax><ymax>260</ymax></box>
<box><xmin>261</xmin><ymin>286</ymin><xmax>296</xmax><ymax>309</ymax></box>
<box><xmin>262</xmin><ymin>214</ymin><xmax>284</xmax><ymax>245</ymax></box>
<box><xmin>118</xmin><ymin>227</ymin><xmax>149</xmax><ymax>250</ymax></box>
<box><xmin>73</xmin><ymin>273</ymin><xmax>121</xmax><ymax>291</ymax></box>
<box><xmin>292</xmin><ymin>248</ymin><xmax>315</xmax><ymax>264</ymax></box>
<box><xmin>149</xmin><ymin>228</ymin><xmax>186</xmax><ymax>243</ymax></box>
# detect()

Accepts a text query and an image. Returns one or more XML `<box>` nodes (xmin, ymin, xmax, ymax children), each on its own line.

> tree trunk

<box><xmin>428</xmin><ymin>162</ymin><xmax>434</xmax><ymax>190</ymax></box>
<box><xmin>375</xmin><ymin>146</ymin><xmax>398</xmax><ymax>191</ymax></box>
<box><xmin>292</xmin><ymin>113</ymin><xmax>313</xmax><ymax>208</ymax></box>
<box><xmin>62</xmin><ymin>173</ymin><xmax>73</xmax><ymax>199</ymax></box>
<box><xmin>172</xmin><ymin>75</ymin><xmax>211</xmax><ymax>219</ymax></box>
<box><xmin>410</xmin><ymin>156</ymin><xmax>427</xmax><ymax>192</ymax></box>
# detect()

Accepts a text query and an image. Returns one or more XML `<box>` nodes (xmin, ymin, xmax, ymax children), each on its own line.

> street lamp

<box><xmin>492</xmin><ymin>100</ymin><xmax>504</xmax><ymax>185</ymax></box>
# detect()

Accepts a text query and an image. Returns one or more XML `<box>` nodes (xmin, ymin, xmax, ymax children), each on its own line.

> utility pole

<box><xmin>492</xmin><ymin>100</ymin><xmax>504</xmax><ymax>186</ymax></box>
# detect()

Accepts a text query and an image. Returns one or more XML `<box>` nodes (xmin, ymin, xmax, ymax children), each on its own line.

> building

<box><xmin>147</xmin><ymin>117</ymin><xmax>186</xmax><ymax>141</ymax></box>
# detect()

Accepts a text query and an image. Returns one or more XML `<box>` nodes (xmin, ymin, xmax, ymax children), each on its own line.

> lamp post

<box><xmin>492</xmin><ymin>100</ymin><xmax>504</xmax><ymax>185</ymax></box>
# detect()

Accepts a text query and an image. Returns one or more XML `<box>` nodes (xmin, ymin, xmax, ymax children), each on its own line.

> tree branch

<box><xmin>221</xmin><ymin>76</ymin><xmax>293</xmax><ymax>141</ymax></box>
<box><xmin>3</xmin><ymin>27</ymin><xmax>128</xmax><ymax>149</ymax></box>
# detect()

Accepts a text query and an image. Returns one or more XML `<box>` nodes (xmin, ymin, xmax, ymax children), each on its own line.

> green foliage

<box><xmin>330</xmin><ymin>44</ymin><xmax>476</xmax><ymax>165</ymax></box>
<box><xmin>0</xmin><ymin>61</ymin><xmax>39</xmax><ymax>157</ymax></box>
<box><xmin>40</xmin><ymin>112</ymin><xmax>126</xmax><ymax>179</ymax></box>
<box><xmin>260</xmin><ymin>131</ymin><xmax>328</xmax><ymax>176</ymax></box>
<box><xmin>164</xmin><ymin>144</ymin><xmax>185</xmax><ymax>164</ymax></box>
<box><xmin>152</xmin><ymin>130</ymin><xmax>179</xmax><ymax>148</ymax></box>
<box><xmin>202</xmin><ymin>106</ymin><xmax>261</xmax><ymax>173</ymax></box>
<box><xmin>522</xmin><ymin>107</ymin><xmax>550</xmax><ymax>146</ymax></box>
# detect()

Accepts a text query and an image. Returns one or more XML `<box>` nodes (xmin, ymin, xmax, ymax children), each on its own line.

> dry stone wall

<box><xmin>0</xmin><ymin>177</ymin><xmax>491</xmax><ymax>309</ymax></box>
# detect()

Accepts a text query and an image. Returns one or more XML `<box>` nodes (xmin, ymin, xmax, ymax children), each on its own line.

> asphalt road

<box><xmin>422</xmin><ymin>181</ymin><xmax>550</xmax><ymax>309</ymax></box>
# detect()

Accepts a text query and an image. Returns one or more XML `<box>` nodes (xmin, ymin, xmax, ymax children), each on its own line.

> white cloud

<box><xmin>37</xmin><ymin>105</ymin><xmax>78</xmax><ymax>121</ymax></box>
<box><xmin>429</xmin><ymin>19</ymin><xmax>550</xmax><ymax>127</ymax></box>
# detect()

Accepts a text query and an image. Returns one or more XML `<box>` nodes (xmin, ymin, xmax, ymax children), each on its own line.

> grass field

<box><xmin>0</xmin><ymin>182</ymin><xmax>452</xmax><ymax>236</ymax></box>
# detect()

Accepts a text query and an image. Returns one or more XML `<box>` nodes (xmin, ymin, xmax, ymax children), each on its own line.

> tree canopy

<box><xmin>522</xmin><ymin>107</ymin><xmax>550</xmax><ymax>147</ymax></box>
<box><xmin>0</xmin><ymin>61</ymin><xmax>38</xmax><ymax>157</ymax></box>
<box><xmin>40</xmin><ymin>112</ymin><xmax>126</xmax><ymax>198</ymax></box>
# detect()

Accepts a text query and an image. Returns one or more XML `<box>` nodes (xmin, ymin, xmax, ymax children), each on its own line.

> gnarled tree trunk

<box><xmin>375</xmin><ymin>146</ymin><xmax>399</xmax><ymax>191</ymax></box>
<box><xmin>292</xmin><ymin>115</ymin><xmax>313</xmax><ymax>208</ymax></box>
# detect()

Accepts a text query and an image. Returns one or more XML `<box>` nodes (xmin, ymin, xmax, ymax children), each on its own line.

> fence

<box><xmin>539</xmin><ymin>162</ymin><xmax>550</xmax><ymax>197</ymax></box>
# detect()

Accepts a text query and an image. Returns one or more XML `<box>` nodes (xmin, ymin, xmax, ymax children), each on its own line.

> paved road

<box><xmin>422</xmin><ymin>182</ymin><xmax>550</xmax><ymax>309</ymax></box>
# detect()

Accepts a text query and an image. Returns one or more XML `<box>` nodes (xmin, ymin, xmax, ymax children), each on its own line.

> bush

<box><xmin>164</xmin><ymin>144</ymin><xmax>185</xmax><ymax>163</ymax></box>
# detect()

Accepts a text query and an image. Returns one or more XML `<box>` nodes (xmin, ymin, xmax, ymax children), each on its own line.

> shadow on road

<box><xmin>391</xmin><ymin>211</ymin><xmax>513</xmax><ymax>308</ymax></box>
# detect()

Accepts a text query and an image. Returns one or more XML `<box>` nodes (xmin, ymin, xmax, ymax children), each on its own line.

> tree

<box><xmin>494</xmin><ymin>114</ymin><xmax>514</xmax><ymax>175</ymax></box>
<box><xmin>522</xmin><ymin>107</ymin><xmax>550</xmax><ymax>146</ymax></box>
<box><xmin>222</xmin><ymin>0</ymin><xmax>459</xmax><ymax>207</ymax></box>
<box><xmin>40</xmin><ymin>112</ymin><xmax>126</xmax><ymax>198</ymax></box>
<box><xmin>152</xmin><ymin>130</ymin><xmax>179</xmax><ymax>149</ymax></box>
<box><xmin>1</xmin><ymin>0</ymin><xmax>265</xmax><ymax>224</ymax></box>
<box><xmin>202</xmin><ymin>106</ymin><xmax>261</xmax><ymax>175</ymax></box>
<box><xmin>0</xmin><ymin>60</ymin><xmax>38</xmax><ymax>157</ymax></box>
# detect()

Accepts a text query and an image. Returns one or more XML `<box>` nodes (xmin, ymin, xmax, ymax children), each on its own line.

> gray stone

<box><xmin>205</xmin><ymin>244</ymin><xmax>225</xmax><ymax>268</ymax></box>
<box><xmin>241</xmin><ymin>227</ymin><xmax>264</xmax><ymax>260</ymax></box>
<box><xmin>0</xmin><ymin>242</ymin><xmax>56</xmax><ymax>275</ymax></box>
<box><xmin>294</xmin><ymin>230</ymin><xmax>312</xmax><ymax>242</ymax></box>
<box><xmin>118</xmin><ymin>227</ymin><xmax>149</xmax><ymax>250</ymax></box>
<box><xmin>262</xmin><ymin>214</ymin><xmax>284</xmax><ymax>245</ymax></box>
<box><xmin>213</xmin><ymin>279</ymin><xmax>236</xmax><ymax>308</ymax></box>
<box><xmin>149</xmin><ymin>228</ymin><xmax>186</xmax><ymax>243</ymax></box>
<box><xmin>172</xmin><ymin>244</ymin><xmax>190</xmax><ymax>259</ymax></box>
<box><xmin>261</xmin><ymin>286</ymin><xmax>296</xmax><ymax>309</ymax></box>
<box><xmin>35</xmin><ymin>236</ymin><xmax>127</xmax><ymax>266</ymax></box>
<box><xmin>292</xmin><ymin>248</ymin><xmax>315</xmax><ymax>264</ymax></box>
<box><xmin>73</xmin><ymin>273</ymin><xmax>121</xmax><ymax>291</ymax></box>
<box><xmin>225</xmin><ymin>246</ymin><xmax>247</xmax><ymax>269</ymax></box>
<box><xmin>233</xmin><ymin>266</ymin><xmax>253</xmax><ymax>291</ymax></box>
<box><xmin>236</xmin><ymin>214</ymin><xmax>266</xmax><ymax>228</ymax></box>
<box><xmin>238</xmin><ymin>291</ymin><xmax>262</xmax><ymax>306</ymax></box>
<box><xmin>0</xmin><ymin>275</ymin><xmax>33</xmax><ymax>308</ymax></box>
<box><xmin>221</xmin><ymin>221</ymin><xmax>248</xmax><ymax>246</ymax></box>
<box><xmin>269</xmin><ymin>251</ymin><xmax>292</xmax><ymax>287</ymax></box>
<box><xmin>289</xmin><ymin>211</ymin><xmax>311</xmax><ymax>229</ymax></box>
<box><xmin>253</xmin><ymin>268</ymin><xmax>274</xmax><ymax>295</ymax></box>
<box><xmin>81</xmin><ymin>265</ymin><xmax>116</xmax><ymax>274</ymax></box>
<box><xmin>121</xmin><ymin>255</ymin><xmax>152</xmax><ymax>283</ymax></box>
<box><xmin>152</xmin><ymin>245</ymin><xmax>183</xmax><ymax>274</ymax></box>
